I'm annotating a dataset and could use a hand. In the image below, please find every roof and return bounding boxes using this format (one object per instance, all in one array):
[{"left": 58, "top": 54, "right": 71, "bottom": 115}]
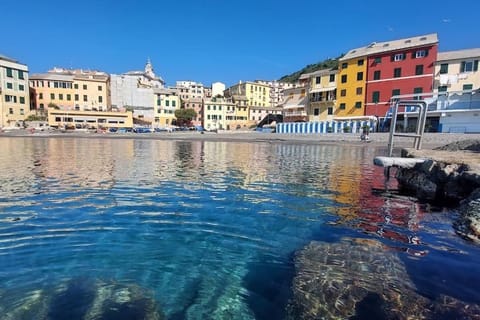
[
  {"left": 30, "top": 73, "right": 74, "bottom": 81},
  {"left": 153, "top": 88, "right": 177, "bottom": 95},
  {"left": 0, "top": 54, "right": 17, "bottom": 63},
  {"left": 437, "top": 48, "right": 480, "bottom": 62},
  {"left": 340, "top": 33, "right": 438, "bottom": 61}
]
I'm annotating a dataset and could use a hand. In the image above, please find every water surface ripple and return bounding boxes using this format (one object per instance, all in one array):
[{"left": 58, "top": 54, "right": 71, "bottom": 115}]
[{"left": 0, "top": 137, "right": 479, "bottom": 319}]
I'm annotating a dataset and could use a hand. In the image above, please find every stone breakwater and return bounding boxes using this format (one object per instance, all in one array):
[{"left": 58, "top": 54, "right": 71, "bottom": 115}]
[{"left": 396, "top": 140, "right": 480, "bottom": 242}]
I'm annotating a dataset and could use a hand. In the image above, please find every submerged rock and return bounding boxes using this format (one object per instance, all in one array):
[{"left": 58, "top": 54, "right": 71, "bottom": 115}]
[
  {"left": 0, "top": 277, "right": 163, "bottom": 320},
  {"left": 454, "top": 188, "right": 480, "bottom": 243},
  {"left": 287, "top": 238, "right": 480, "bottom": 320}
]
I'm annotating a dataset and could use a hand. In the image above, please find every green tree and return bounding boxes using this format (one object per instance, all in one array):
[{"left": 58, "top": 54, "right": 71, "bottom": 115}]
[
  {"left": 25, "top": 114, "right": 47, "bottom": 121},
  {"left": 48, "top": 102, "right": 59, "bottom": 110},
  {"left": 174, "top": 108, "right": 197, "bottom": 127}
]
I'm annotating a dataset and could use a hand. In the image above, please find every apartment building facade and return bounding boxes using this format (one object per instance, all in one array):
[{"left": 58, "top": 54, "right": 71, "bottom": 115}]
[
  {"left": 434, "top": 48, "right": 480, "bottom": 94},
  {"left": 364, "top": 34, "right": 438, "bottom": 117},
  {"left": 0, "top": 54, "right": 30, "bottom": 127},
  {"left": 30, "top": 68, "right": 110, "bottom": 113},
  {"left": 153, "top": 88, "right": 180, "bottom": 127},
  {"left": 336, "top": 54, "right": 368, "bottom": 118},
  {"left": 307, "top": 69, "right": 337, "bottom": 122}
]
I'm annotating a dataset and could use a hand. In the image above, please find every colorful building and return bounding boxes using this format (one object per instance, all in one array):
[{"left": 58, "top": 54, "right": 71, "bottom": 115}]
[
  {"left": 337, "top": 52, "right": 368, "bottom": 118},
  {"left": 153, "top": 88, "right": 180, "bottom": 127},
  {"left": 307, "top": 69, "right": 337, "bottom": 121},
  {"left": 203, "top": 96, "right": 236, "bottom": 130},
  {"left": 0, "top": 54, "right": 30, "bottom": 128},
  {"left": 364, "top": 34, "right": 438, "bottom": 118},
  {"left": 30, "top": 68, "right": 110, "bottom": 113},
  {"left": 225, "top": 81, "right": 273, "bottom": 124},
  {"left": 434, "top": 48, "right": 480, "bottom": 94}
]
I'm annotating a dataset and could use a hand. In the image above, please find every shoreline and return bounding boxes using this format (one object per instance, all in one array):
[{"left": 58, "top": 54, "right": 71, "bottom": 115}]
[{"left": 2, "top": 130, "right": 480, "bottom": 149}]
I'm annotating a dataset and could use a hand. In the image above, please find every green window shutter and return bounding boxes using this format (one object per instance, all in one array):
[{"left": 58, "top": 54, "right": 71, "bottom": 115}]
[
  {"left": 425, "top": 49, "right": 429, "bottom": 57},
  {"left": 474, "top": 60, "right": 479, "bottom": 71},
  {"left": 461, "top": 61, "right": 466, "bottom": 72}
]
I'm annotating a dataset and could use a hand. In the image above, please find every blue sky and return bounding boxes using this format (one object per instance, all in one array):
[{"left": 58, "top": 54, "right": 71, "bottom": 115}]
[{"left": 2, "top": 0, "right": 479, "bottom": 87}]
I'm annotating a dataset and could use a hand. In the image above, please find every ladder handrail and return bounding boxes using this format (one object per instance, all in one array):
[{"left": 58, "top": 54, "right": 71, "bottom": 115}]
[{"left": 387, "top": 100, "right": 427, "bottom": 157}]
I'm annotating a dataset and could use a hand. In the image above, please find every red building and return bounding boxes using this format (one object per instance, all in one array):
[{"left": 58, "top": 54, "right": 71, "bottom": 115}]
[{"left": 364, "top": 34, "right": 438, "bottom": 118}]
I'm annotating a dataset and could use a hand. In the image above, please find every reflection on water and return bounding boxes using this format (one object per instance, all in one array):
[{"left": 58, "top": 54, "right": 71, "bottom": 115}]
[{"left": 0, "top": 137, "right": 479, "bottom": 319}]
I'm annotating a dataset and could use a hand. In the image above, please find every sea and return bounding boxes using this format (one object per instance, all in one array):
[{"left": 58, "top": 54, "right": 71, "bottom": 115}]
[{"left": 0, "top": 137, "right": 479, "bottom": 319}]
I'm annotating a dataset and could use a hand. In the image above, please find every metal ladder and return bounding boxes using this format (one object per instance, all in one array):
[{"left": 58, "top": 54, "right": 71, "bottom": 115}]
[{"left": 387, "top": 100, "right": 428, "bottom": 157}]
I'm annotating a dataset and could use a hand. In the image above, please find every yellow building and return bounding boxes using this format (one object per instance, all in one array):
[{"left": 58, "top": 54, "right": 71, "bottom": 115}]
[
  {"left": 153, "top": 88, "right": 180, "bottom": 127},
  {"left": 336, "top": 56, "right": 367, "bottom": 117},
  {"left": 30, "top": 68, "right": 110, "bottom": 113},
  {"left": 0, "top": 54, "right": 30, "bottom": 127},
  {"left": 48, "top": 108, "right": 133, "bottom": 129},
  {"left": 203, "top": 97, "right": 236, "bottom": 130},
  {"left": 307, "top": 69, "right": 337, "bottom": 121},
  {"left": 225, "top": 81, "right": 272, "bottom": 124},
  {"left": 29, "top": 73, "right": 74, "bottom": 113},
  {"left": 434, "top": 48, "right": 480, "bottom": 94}
]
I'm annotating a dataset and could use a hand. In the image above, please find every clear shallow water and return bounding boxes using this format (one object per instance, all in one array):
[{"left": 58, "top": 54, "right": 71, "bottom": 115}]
[{"left": 0, "top": 137, "right": 479, "bottom": 319}]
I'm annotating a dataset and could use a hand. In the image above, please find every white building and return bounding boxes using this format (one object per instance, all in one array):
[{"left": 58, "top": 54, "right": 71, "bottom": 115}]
[
  {"left": 0, "top": 54, "right": 30, "bottom": 128},
  {"left": 211, "top": 82, "right": 226, "bottom": 97},
  {"left": 175, "top": 81, "right": 205, "bottom": 100},
  {"left": 110, "top": 59, "right": 164, "bottom": 123}
]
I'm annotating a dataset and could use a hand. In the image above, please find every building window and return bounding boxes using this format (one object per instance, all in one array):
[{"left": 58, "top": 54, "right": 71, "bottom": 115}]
[
  {"left": 357, "top": 72, "right": 363, "bottom": 81},
  {"left": 392, "top": 53, "right": 405, "bottom": 61},
  {"left": 40, "top": 103, "right": 44, "bottom": 109},
  {"left": 59, "top": 94, "right": 63, "bottom": 100},
  {"left": 327, "top": 107, "right": 333, "bottom": 115},
  {"left": 75, "top": 94, "right": 79, "bottom": 101},
  {"left": 314, "top": 108, "right": 319, "bottom": 116},
  {"left": 172, "top": 101, "right": 176, "bottom": 107},
  {"left": 438, "top": 86, "right": 447, "bottom": 93},
  {"left": 20, "top": 108, "right": 24, "bottom": 115},
  {"left": 372, "top": 91, "right": 380, "bottom": 103},
  {"left": 461, "top": 60, "right": 478, "bottom": 73},
  {"left": 39, "top": 93, "right": 43, "bottom": 99},
  {"left": 440, "top": 63, "right": 449, "bottom": 74},
  {"left": 6, "top": 82, "right": 13, "bottom": 89},
  {"left": 341, "top": 62, "right": 348, "bottom": 69},
  {"left": 373, "top": 70, "right": 381, "bottom": 80},
  {"left": 413, "top": 87, "right": 423, "bottom": 100},
  {"left": 316, "top": 77, "right": 321, "bottom": 84},
  {"left": 20, "top": 97, "right": 25, "bottom": 104},
  {"left": 83, "top": 95, "right": 87, "bottom": 102},
  {"left": 6, "top": 68, "right": 13, "bottom": 77},
  {"left": 74, "top": 84, "right": 78, "bottom": 89},
  {"left": 415, "top": 50, "right": 427, "bottom": 58},
  {"left": 392, "top": 89, "right": 401, "bottom": 98},
  {"left": 374, "top": 57, "right": 381, "bottom": 64},
  {"left": 339, "top": 103, "right": 346, "bottom": 110},
  {"left": 18, "top": 70, "right": 24, "bottom": 79},
  {"left": 340, "top": 89, "right": 347, "bottom": 97},
  {"left": 463, "top": 84, "right": 473, "bottom": 91},
  {"left": 9, "top": 108, "right": 13, "bottom": 114},
  {"left": 354, "top": 101, "right": 362, "bottom": 108},
  {"left": 50, "top": 93, "right": 55, "bottom": 100},
  {"left": 415, "top": 65, "right": 424, "bottom": 75},
  {"left": 98, "top": 86, "right": 102, "bottom": 91},
  {"left": 341, "top": 75, "right": 347, "bottom": 83},
  {"left": 394, "top": 68, "right": 402, "bottom": 78},
  {"left": 357, "top": 59, "right": 364, "bottom": 66},
  {"left": 19, "top": 84, "right": 25, "bottom": 91},
  {"left": 356, "top": 87, "right": 362, "bottom": 95},
  {"left": 83, "top": 84, "right": 87, "bottom": 90},
  {"left": 99, "top": 96, "right": 103, "bottom": 103},
  {"left": 67, "top": 94, "right": 71, "bottom": 101}
]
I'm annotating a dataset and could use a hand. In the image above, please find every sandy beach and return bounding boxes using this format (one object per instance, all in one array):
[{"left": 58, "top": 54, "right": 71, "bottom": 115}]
[{"left": 2, "top": 128, "right": 480, "bottom": 150}]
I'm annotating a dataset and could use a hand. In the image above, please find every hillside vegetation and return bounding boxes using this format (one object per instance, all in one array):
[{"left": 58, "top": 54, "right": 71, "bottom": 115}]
[{"left": 278, "top": 55, "right": 343, "bottom": 83}]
